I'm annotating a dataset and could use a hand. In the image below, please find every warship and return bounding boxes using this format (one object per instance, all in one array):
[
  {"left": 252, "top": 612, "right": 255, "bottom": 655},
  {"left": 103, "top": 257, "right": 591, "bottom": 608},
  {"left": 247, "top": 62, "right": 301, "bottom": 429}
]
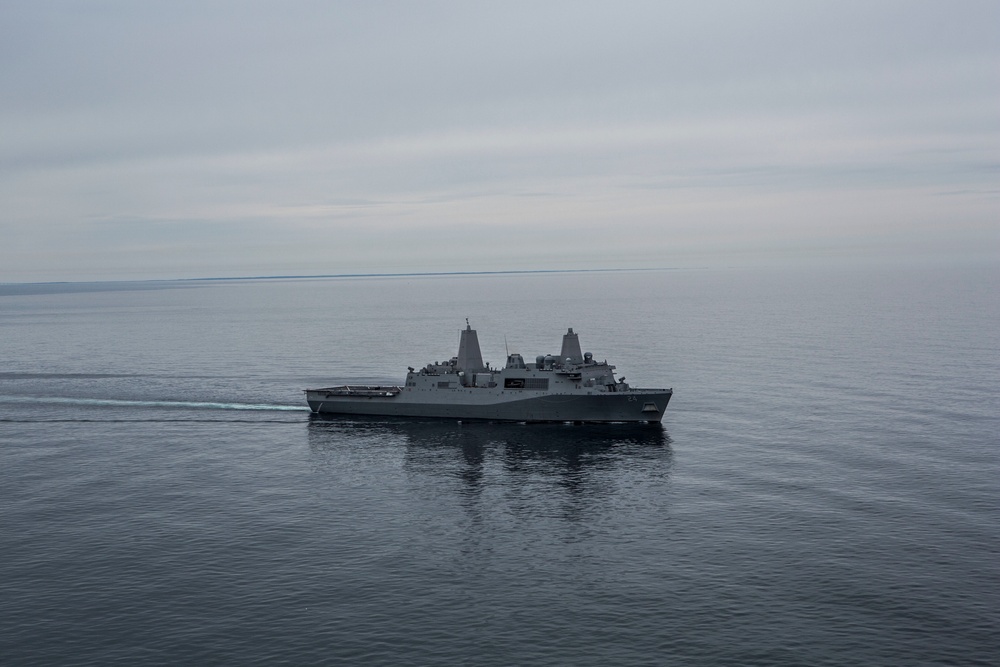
[{"left": 305, "top": 323, "right": 672, "bottom": 423}]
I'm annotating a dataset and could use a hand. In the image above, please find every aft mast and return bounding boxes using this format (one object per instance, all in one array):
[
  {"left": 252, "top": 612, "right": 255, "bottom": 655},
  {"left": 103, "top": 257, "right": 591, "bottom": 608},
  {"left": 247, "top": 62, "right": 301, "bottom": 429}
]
[{"left": 456, "top": 319, "right": 486, "bottom": 372}]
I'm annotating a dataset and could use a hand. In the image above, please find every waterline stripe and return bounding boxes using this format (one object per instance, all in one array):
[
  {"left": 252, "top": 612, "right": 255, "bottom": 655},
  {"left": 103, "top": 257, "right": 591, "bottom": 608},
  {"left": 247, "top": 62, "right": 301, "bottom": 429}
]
[{"left": 0, "top": 395, "right": 310, "bottom": 411}]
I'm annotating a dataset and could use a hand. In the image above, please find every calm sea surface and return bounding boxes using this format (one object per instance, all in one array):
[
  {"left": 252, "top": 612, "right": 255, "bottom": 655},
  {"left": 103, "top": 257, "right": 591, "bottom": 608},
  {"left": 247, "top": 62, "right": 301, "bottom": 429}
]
[{"left": 1, "top": 265, "right": 998, "bottom": 666}]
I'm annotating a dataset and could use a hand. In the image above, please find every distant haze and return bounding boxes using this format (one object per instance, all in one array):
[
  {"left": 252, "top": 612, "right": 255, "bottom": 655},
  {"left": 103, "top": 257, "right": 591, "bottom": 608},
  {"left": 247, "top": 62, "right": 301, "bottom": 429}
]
[{"left": 2, "top": 1, "right": 998, "bottom": 282}]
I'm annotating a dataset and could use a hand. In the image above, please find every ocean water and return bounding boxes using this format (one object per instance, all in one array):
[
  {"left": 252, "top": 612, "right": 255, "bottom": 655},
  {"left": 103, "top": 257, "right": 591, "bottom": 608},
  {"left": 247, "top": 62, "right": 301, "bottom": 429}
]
[{"left": 1, "top": 265, "right": 998, "bottom": 666}]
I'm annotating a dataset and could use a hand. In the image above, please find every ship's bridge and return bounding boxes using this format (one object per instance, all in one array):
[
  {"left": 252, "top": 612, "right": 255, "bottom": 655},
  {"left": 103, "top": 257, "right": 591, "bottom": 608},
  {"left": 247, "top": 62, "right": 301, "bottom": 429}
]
[{"left": 505, "top": 353, "right": 526, "bottom": 369}]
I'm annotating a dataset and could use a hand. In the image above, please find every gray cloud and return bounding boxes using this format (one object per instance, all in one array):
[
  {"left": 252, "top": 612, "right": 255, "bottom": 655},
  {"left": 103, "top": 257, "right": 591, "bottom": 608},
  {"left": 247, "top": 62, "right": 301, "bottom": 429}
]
[{"left": 1, "top": 0, "right": 998, "bottom": 280}]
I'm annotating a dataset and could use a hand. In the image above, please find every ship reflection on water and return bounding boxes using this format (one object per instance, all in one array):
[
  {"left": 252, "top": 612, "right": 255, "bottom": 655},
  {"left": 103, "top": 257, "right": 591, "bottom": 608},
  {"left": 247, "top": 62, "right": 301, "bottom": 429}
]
[
  {"left": 307, "top": 412, "right": 670, "bottom": 454},
  {"left": 307, "top": 413, "right": 674, "bottom": 508}
]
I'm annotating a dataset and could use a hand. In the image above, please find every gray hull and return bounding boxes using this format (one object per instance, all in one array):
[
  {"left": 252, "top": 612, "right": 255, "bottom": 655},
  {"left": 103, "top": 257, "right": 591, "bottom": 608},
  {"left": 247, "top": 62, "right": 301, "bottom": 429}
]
[
  {"left": 306, "top": 388, "right": 672, "bottom": 423},
  {"left": 305, "top": 324, "right": 673, "bottom": 423}
]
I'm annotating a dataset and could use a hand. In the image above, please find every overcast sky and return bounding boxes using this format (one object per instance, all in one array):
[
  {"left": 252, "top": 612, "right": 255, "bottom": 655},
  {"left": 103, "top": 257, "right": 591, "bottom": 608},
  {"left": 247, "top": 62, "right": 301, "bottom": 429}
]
[{"left": 2, "top": 1, "right": 997, "bottom": 281}]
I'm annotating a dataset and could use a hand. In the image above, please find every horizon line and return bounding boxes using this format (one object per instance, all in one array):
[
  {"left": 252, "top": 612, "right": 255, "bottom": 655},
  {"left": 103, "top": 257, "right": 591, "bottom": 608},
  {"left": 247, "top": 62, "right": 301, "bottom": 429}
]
[{"left": 2, "top": 267, "right": 692, "bottom": 287}]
